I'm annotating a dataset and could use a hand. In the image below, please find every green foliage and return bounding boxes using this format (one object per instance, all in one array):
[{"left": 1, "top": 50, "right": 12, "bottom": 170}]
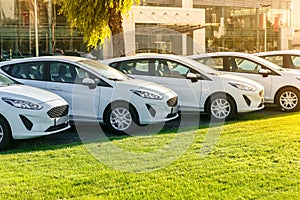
[{"left": 60, "top": 0, "right": 140, "bottom": 49}]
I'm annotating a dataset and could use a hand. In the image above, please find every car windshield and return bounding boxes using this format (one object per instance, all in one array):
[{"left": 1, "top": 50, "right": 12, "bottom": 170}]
[
  {"left": 0, "top": 74, "right": 16, "bottom": 86},
  {"left": 180, "top": 56, "right": 222, "bottom": 75},
  {"left": 78, "top": 59, "right": 130, "bottom": 81}
]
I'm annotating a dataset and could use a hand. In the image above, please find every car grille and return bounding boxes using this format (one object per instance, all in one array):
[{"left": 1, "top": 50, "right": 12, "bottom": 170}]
[
  {"left": 167, "top": 96, "right": 178, "bottom": 107},
  {"left": 47, "top": 105, "right": 69, "bottom": 118}
]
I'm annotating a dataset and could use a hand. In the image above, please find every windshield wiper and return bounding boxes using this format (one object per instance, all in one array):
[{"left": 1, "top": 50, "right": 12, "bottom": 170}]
[
  {"left": 108, "top": 78, "right": 123, "bottom": 81},
  {"left": 207, "top": 72, "right": 219, "bottom": 76}
]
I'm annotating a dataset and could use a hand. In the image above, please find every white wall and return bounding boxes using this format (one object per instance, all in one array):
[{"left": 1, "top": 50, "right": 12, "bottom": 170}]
[
  {"left": 292, "top": 0, "right": 300, "bottom": 29},
  {"left": 121, "top": 6, "right": 206, "bottom": 57},
  {"left": 0, "top": 0, "right": 15, "bottom": 19},
  {"left": 292, "top": 0, "right": 300, "bottom": 48}
]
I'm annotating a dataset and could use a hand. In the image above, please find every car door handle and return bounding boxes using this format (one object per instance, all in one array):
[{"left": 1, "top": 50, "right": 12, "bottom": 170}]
[
  {"left": 49, "top": 87, "right": 63, "bottom": 91},
  {"left": 158, "top": 81, "right": 167, "bottom": 84}
]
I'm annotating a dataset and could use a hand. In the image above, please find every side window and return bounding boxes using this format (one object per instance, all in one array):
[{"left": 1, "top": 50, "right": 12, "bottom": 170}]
[
  {"left": 234, "top": 58, "right": 262, "bottom": 74},
  {"left": 154, "top": 59, "right": 189, "bottom": 78},
  {"left": 2, "top": 62, "right": 44, "bottom": 80},
  {"left": 195, "top": 57, "right": 228, "bottom": 71},
  {"left": 50, "top": 62, "right": 78, "bottom": 83},
  {"left": 118, "top": 61, "right": 135, "bottom": 74},
  {"left": 209, "top": 58, "right": 224, "bottom": 71},
  {"left": 49, "top": 62, "right": 97, "bottom": 84},
  {"left": 133, "top": 60, "right": 149, "bottom": 75},
  {"left": 291, "top": 56, "right": 300, "bottom": 68},
  {"left": 264, "top": 56, "right": 283, "bottom": 67},
  {"left": 116, "top": 60, "right": 150, "bottom": 76}
]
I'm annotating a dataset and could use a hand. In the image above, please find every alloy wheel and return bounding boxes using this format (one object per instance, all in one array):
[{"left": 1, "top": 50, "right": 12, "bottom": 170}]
[
  {"left": 280, "top": 91, "right": 298, "bottom": 110},
  {"left": 110, "top": 107, "right": 132, "bottom": 131},
  {"left": 211, "top": 98, "right": 231, "bottom": 119}
]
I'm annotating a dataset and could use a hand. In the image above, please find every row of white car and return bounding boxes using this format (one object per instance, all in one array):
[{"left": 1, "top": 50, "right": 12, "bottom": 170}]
[
  {"left": 102, "top": 50, "right": 300, "bottom": 114},
  {"left": 0, "top": 56, "right": 179, "bottom": 150},
  {"left": 1, "top": 50, "right": 299, "bottom": 150}
]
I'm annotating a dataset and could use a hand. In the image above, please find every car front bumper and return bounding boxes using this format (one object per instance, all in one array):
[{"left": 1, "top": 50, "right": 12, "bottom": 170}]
[{"left": 2, "top": 99, "right": 70, "bottom": 140}]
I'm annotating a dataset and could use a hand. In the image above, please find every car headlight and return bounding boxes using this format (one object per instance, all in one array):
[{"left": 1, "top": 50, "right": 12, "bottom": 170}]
[
  {"left": 228, "top": 82, "right": 256, "bottom": 92},
  {"left": 2, "top": 98, "right": 43, "bottom": 110},
  {"left": 131, "top": 89, "right": 163, "bottom": 100}
]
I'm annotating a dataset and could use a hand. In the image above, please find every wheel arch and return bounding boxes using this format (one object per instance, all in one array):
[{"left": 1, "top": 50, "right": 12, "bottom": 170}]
[
  {"left": 0, "top": 113, "right": 13, "bottom": 150},
  {"left": 0, "top": 114, "right": 12, "bottom": 134},
  {"left": 204, "top": 92, "right": 237, "bottom": 113},
  {"left": 103, "top": 100, "right": 140, "bottom": 125},
  {"left": 274, "top": 85, "right": 300, "bottom": 103}
]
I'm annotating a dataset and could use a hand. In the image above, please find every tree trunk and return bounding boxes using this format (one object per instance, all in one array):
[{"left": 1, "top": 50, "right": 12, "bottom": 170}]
[{"left": 108, "top": 1, "right": 125, "bottom": 57}]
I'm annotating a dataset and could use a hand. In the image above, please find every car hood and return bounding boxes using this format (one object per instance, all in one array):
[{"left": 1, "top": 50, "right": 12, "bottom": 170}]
[
  {"left": 0, "top": 84, "right": 64, "bottom": 104},
  {"left": 115, "top": 78, "right": 175, "bottom": 95},
  {"left": 281, "top": 69, "right": 300, "bottom": 76},
  {"left": 217, "top": 73, "right": 264, "bottom": 88}
]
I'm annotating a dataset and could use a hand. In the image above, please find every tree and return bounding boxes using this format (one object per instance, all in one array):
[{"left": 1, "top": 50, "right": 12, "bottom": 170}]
[{"left": 60, "top": 0, "right": 140, "bottom": 57}]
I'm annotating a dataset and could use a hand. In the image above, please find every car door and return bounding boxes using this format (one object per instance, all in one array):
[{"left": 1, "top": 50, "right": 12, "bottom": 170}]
[
  {"left": 225, "top": 56, "right": 276, "bottom": 101},
  {"left": 111, "top": 58, "right": 203, "bottom": 111},
  {"left": 150, "top": 59, "right": 203, "bottom": 112},
  {"left": 46, "top": 62, "right": 101, "bottom": 121}
]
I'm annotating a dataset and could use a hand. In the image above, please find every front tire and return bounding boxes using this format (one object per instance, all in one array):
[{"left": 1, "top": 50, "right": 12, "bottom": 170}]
[
  {"left": 104, "top": 103, "right": 138, "bottom": 134},
  {"left": 207, "top": 94, "right": 236, "bottom": 121},
  {"left": 0, "top": 117, "right": 13, "bottom": 150},
  {"left": 276, "top": 87, "right": 300, "bottom": 112}
]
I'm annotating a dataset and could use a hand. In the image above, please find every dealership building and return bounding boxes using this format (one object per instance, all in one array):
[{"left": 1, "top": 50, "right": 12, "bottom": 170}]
[{"left": 0, "top": 0, "right": 296, "bottom": 60}]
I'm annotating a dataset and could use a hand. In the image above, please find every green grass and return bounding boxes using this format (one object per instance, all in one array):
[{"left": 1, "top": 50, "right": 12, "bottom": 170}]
[{"left": 0, "top": 110, "right": 299, "bottom": 199}]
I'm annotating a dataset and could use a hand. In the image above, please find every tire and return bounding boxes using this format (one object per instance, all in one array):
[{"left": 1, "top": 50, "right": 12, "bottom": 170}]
[
  {"left": 0, "top": 117, "right": 12, "bottom": 150},
  {"left": 104, "top": 103, "right": 138, "bottom": 134},
  {"left": 207, "top": 94, "right": 236, "bottom": 121},
  {"left": 276, "top": 87, "right": 300, "bottom": 112}
]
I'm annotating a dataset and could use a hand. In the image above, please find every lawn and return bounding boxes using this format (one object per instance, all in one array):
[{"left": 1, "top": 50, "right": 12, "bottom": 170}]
[{"left": 0, "top": 110, "right": 299, "bottom": 199}]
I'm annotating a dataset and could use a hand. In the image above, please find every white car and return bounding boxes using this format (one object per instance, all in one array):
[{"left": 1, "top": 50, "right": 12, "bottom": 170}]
[
  {"left": 254, "top": 50, "right": 300, "bottom": 69},
  {"left": 188, "top": 52, "right": 300, "bottom": 112},
  {"left": 101, "top": 54, "right": 264, "bottom": 121},
  {"left": 0, "top": 73, "right": 69, "bottom": 150},
  {"left": 0, "top": 56, "right": 178, "bottom": 133}
]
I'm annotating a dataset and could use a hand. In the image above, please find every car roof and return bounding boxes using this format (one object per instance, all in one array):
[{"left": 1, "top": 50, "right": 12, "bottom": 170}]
[
  {"left": 0, "top": 56, "right": 88, "bottom": 66},
  {"left": 187, "top": 51, "right": 277, "bottom": 61},
  {"left": 187, "top": 51, "right": 259, "bottom": 58},
  {"left": 253, "top": 50, "right": 300, "bottom": 56},
  {"left": 101, "top": 53, "right": 221, "bottom": 75},
  {"left": 187, "top": 51, "right": 284, "bottom": 70},
  {"left": 102, "top": 53, "right": 185, "bottom": 63}
]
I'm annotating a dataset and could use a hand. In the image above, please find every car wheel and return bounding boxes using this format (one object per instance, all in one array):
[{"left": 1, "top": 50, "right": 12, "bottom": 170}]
[
  {"left": 0, "top": 117, "right": 12, "bottom": 150},
  {"left": 276, "top": 87, "right": 300, "bottom": 112},
  {"left": 105, "top": 103, "right": 138, "bottom": 134},
  {"left": 207, "top": 94, "right": 236, "bottom": 121}
]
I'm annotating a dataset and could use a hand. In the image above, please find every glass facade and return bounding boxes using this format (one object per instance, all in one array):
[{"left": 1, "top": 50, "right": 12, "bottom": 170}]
[
  {"left": 0, "top": 0, "right": 294, "bottom": 60},
  {"left": 138, "top": 0, "right": 293, "bottom": 53},
  {"left": 0, "top": 0, "right": 85, "bottom": 61},
  {"left": 195, "top": 3, "right": 292, "bottom": 52}
]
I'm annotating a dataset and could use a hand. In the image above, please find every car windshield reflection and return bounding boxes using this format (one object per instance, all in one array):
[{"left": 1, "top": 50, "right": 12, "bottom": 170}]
[
  {"left": 0, "top": 74, "right": 16, "bottom": 86},
  {"left": 78, "top": 60, "right": 130, "bottom": 81},
  {"left": 181, "top": 56, "right": 222, "bottom": 75}
]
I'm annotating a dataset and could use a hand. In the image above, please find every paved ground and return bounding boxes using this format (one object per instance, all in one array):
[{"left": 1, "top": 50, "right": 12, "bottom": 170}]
[{"left": 9, "top": 106, "right": 282, "bottom": 151}]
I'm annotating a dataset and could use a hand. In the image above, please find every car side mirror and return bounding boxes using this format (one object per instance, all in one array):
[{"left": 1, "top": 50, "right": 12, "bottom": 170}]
[
  {"left": 186, "top": 72, "right": 198, "bottom": 83},
  {"left": 82, "top": 78, "right": 96, "bottom": 89},
  {"left": 258, "top": 69, "right": 269, "bottom": 77}
]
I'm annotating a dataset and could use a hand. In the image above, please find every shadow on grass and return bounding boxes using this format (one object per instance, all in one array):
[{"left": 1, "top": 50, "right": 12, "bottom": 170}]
[{"left": 1, "top": 105, "right": 296, "bottom": 154}]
